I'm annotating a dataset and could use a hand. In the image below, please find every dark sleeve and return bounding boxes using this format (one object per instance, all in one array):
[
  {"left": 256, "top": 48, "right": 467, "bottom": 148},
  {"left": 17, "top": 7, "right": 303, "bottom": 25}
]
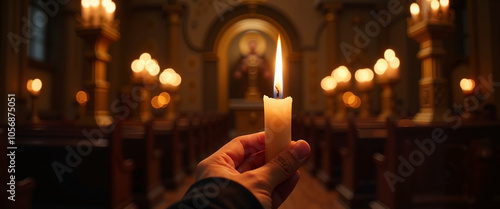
[{"left": 167, "top": 177, "right": 264, "bottom": 209}]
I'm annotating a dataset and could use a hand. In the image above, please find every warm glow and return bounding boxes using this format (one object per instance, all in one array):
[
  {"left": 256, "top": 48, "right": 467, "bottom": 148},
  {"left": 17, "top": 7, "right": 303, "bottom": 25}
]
[
  {"left": 389, "top": 57, "right": 400, "bottom": 69},
  {"left": 431, "top": 0, "right": 440, "bottom": 10},
  {"left": 82, "top": 0, "right": 90, "bottom": 8},
  {"left": 28, "top": 78, "right": 42, "bottom": 93},
  {"left": 145, "top": 59, "right": 160, "bottom": 76},
  {"left": 89, "top": 0, "right": 99, "bottom": 7},
  {"left": 151, "top": 96, "right": 161, "bottom": 109},
  {"left": 355, "top": 68, "right": 374, "bottom": 82},
  {"left": 140, "top": 53, "right": 151, "bottom": 61},
  {"left": 131, "top": 60, "right": 141, "bottom": 73},
  {"left": 332, "top": 66, "right": 351, "bottom": 82},
  {"left": 171, "top": 73, "right": 182, "bottom": 87},
  {"left": 321, "top": 76, "right": 337, "bottom": 91},
  {"left": 374, "top": 58, "right": 388, "bottom": 75},
  {"left": 384, "top": 49, "right": 396, "bottom": 61},
  {"left": 158, "top": 92, "right": 171, "bottom": 107},
  {"left": 274, "top": 35, "right": 283, "bottom": 99},
  {"left": 76, "top": 91, "right": 88, "bottom": 104},
  {"left": 342, "top": 91, "right": 354, "bottom": 104},
  {"left": 105, "top": 2, "right": 116, "bottom": 13},
  {"left": 440, "top": 0, "right": 449, "bottom": 7},
  {"left": 410, "top": 3, "right": 420, "bottom": 15},
  {"left": 460, "top": 78, "right": 475, "bottom": 92}
]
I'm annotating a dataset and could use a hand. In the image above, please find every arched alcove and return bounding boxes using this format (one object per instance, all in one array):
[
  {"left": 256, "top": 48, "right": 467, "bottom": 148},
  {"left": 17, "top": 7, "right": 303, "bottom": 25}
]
[{"left": 202, "top": 5, "right": 302, "bottom": 113}]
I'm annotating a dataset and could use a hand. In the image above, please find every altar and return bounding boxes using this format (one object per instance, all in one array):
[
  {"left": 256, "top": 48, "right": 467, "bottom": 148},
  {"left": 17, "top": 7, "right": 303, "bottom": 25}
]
[{"left": 230, "top": 99, "right": 264, "bottom": 136}]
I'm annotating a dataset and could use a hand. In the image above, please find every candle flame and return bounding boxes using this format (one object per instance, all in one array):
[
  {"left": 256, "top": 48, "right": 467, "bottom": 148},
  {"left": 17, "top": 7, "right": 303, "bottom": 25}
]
[
  {"left": 355, "top": 68, "right": 374, "bottom": 82},
  {"left": 274, "top": 35, "right": 283, "bottom": 99},
  {"left": 76, "top": 91, "right": 88, "bottom": 104},
  {"left": 460, "top": 78, "right": 475, "bottom": 91},
  {"left": 410, "top": 3, "right": 420, "bottom": 16}
]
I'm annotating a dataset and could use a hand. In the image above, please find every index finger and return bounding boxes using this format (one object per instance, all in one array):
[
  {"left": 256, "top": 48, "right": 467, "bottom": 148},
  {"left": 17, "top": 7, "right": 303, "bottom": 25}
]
[{"left": 215, "top": 131, "right": 266, "bottom": 169}]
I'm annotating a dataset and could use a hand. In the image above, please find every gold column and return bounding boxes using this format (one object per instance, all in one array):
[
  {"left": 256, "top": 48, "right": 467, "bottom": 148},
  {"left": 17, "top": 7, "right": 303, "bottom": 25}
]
[
  {"left": 321, "top": 2, "right": 342, "bottom": 68},
  {"left": 76, "top": 25, "right": 120, "bottom": 127},
  {"left": 408, "top": 14, "right": 455, "bottom": 124},
  {"left": 163, "top": 3, "right": 182, "bottom": 70}
]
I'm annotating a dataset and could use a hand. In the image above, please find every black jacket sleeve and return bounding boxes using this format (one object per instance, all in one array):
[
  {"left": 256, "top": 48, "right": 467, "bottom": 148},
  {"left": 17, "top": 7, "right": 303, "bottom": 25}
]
[{"left": 167, "top": 177, "right": 264, "bottom": 209}]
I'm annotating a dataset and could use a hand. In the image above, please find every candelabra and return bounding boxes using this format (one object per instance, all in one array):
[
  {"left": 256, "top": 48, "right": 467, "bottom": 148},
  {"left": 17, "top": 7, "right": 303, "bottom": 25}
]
[
  {"left": 75, "top": 1, "right": 119, "bottom": 126},
  {"left": 130, "top": 53, "right": 160, "bottom": 123},
  {"left": 408, "top": 0, "right": 455, "bottom": 124},
  {"left": 159, "top": 68, "right": 182, "bottom": 120},
  {"left": 27, "top": 79, "right": 42, "bottom": 123}
]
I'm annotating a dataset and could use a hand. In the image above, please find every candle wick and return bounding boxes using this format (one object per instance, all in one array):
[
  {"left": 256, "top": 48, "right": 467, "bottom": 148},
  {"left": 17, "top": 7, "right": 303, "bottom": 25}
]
[{"left": 275, "top": 86, "right": 279, "bottom": 99}]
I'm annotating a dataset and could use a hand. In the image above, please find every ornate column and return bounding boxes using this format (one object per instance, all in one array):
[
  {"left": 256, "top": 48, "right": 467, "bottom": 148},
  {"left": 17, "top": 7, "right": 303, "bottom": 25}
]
[
  {"left": 76, "top": 24, "right": 120, "bottom": 126},
  {"left": 163, "top": 3, "right": 182, "bottom": 71},
  {"left": 408, "top": 4, "right": 455, "bottom": 124},
  {"left": 321, "top": 2, "right": 342, "bottom": 68}
]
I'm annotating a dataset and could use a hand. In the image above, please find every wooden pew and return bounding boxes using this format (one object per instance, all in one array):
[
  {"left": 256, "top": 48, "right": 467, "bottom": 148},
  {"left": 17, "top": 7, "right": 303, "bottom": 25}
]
[
  {"left": 177, "top": 116, "right": 197, "bottom": 174},
  {"left": 153, "top": 119, "right": 185, "bottom": 189},
  {"left": 121, "top": 120, "right": 164, "bottom": 208},
  {"left": 16, "top": 122, "right": 136, "bottom": 209},
  {"left": 370, "top": 119, "right": 500, "bottom": 209},
  {"left": 317, "top": 117, "right": 348, "bottom": 189},
  {"left": 302, "top": 113, "right": 320, "bottom": 174},
  {"left": 337, "top": 117, "right": 386, "bottom": 208}
]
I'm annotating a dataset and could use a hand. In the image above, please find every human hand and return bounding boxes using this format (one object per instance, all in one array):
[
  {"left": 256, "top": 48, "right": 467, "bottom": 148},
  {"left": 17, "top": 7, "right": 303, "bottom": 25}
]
[{"left": 196, "top": 132, "right": 310, "bottom": 209}]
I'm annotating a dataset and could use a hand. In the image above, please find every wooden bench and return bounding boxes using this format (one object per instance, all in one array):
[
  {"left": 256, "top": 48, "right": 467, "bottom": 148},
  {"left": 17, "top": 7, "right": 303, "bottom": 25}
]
[
  {"left": 121, "top": 120, "right": 164, "bottom": 208},
  {"left": 370, "top": 119, "right": 500, "bottom": 209},
  {"left": 16, "top": 122, "right": 136, "bottom": 209},
  {"left": 153, "top": 119, "right": 185, "bottom": 189},
  {"left": 317, "top": 117, "right": 348, "bottom": 189},
  {"left": 337, "top": 116, "right": 386, "bottom": 208}
]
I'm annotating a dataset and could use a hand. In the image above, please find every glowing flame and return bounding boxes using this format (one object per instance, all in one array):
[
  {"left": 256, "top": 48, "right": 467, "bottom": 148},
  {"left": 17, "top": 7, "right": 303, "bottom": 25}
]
[
  {"left": 355, "top": 68, "right": 374, "bottom": 82},
  {"left": 82, "top": 0, "right": 90, "bottom": 8},
  {"left": 440, "top": 0, "right": 449, "bottom": 8},
  {"left": 274, "top": 35, "right": 283, "bottom": 99},
  {"left": 410, "top": 3, "right": 420, "bottom": 16},
  {"left": 389, "top": 57, "right": 400, "bottom": 69},
  {"left": 384, "top": 49, "right": 396, "bottom": 61},
  {"left": 321, "top": 76, "right": 337, "bottom": 91},
  {"left": 430, "top": 0, "right": 440, "bottom": 10},
  {"left": 158, "top": 92, "right": 171, "bottom": 107},
  {"left": 76, "top": 91, "right": 88, "bottom": 104},
  {"left": 332, "top": 66, "right": 351, "bottom": 82},
  {"left": 460, "top": 78, "right": 475, "bottom": 92},
  {"left": 27, "top": 78, "right": 42, "bottom": 94},
  {"left": 374, "top": 58, "right": 388, "bottom": 75}
]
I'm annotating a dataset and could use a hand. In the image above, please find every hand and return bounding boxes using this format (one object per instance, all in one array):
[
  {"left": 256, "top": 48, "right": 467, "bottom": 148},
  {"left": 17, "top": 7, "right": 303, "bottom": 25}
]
[{"left": 196, "top": 132, "right": 310, "bottom": 209}]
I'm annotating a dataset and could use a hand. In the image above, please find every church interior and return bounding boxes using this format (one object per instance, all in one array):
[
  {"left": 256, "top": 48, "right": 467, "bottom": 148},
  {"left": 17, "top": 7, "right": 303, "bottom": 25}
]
[{"left": 1, "top": 0, "right": 500, "bottom": 208}]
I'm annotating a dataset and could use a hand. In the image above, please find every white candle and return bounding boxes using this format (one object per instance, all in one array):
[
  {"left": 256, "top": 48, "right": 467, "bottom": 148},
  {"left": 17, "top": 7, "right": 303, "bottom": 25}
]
[
  {"left": 89, "top": 0, "right": 99, "bottom": 26},
  {"left": 264, "top": 35, "right": 292, "bottom": 162},
  {"left": 81, "top": 0, "right": 91, "bottom": 25},
  {"left": 430, "top": 0, "right": 440, "bottom": 20},
  {"left": 440, "top": 0, "right": 449, "bottom": 20},
  {"left": 410, "top": 3, "right": 420, "bottom": 23}
]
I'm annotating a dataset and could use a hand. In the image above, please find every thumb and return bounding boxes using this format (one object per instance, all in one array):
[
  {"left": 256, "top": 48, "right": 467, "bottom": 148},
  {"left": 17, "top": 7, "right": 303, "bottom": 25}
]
[{"left": 259, "top": 140, "right": 310, "bottom": 190}]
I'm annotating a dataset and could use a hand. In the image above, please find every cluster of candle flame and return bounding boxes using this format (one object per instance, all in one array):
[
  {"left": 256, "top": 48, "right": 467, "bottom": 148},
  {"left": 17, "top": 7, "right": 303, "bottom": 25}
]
[
  {"left": 131, "top": 53, "right": 160, "bottom": 77},
  {"left": 343, "top": 91, "right": 361, "bottom": 109},
  {"left": 151, "top": 92, "right": 171, "bottom": 109},
  {"left": 81, "top": 0, "right": 116, "bottom": 27},
  {"left": 159, "top": 68, "right": 182, "bottom": 88},
  {"left": 374, "top": 49, "right": 400, "bottom": 81},
  {"left": 410, "top": 0, "right": 450, "bottom": 23}
]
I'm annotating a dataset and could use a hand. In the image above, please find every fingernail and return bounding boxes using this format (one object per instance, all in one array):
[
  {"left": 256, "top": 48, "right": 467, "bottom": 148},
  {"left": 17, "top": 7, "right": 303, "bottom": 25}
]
[{"left": 291, "top": 140, "right": 310, "bottom": 160}]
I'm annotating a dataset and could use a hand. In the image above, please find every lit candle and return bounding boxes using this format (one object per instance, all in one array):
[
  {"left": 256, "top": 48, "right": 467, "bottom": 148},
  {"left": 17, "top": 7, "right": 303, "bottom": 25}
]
[
  {"left": 104, "top": 1, "right": 115, "bottom": 24},
  {"left": 460, "top": 78, "right": 475, "bottom": 95},
  {"left": 440, "top": 0, "right": 449, "bottom": 20},
  {"left": 89, "top": 0, "right": 99, "bottom": 26},
  {"left": 410, "top": 3, "right": 420, "bottom": 23},
  {"left": 355, "top": 68, "right": 374, "bottom": 91},
  {"left": 264, "top": 35, "right": 292, "bottom": 162},
  {"left": 81, "top": 0, "right": 91, "bottom": 25},
  {"left": 331, "top": 65, "right": 351, "bottom": 90},
  {"left": 383, "top": 49, "right": 400, "bottom": 80},
  {"left": 321, "top": 76, "right": 337, "bottom": 94},
  {"left": 27, "top": 78, "right": 43, "bottom": 96},
  {"left": 430, "top": 0, "right": 440, "bottom": 20},
  {"left": 374, "top": 58, "right": 388, "bottom": 81}
]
